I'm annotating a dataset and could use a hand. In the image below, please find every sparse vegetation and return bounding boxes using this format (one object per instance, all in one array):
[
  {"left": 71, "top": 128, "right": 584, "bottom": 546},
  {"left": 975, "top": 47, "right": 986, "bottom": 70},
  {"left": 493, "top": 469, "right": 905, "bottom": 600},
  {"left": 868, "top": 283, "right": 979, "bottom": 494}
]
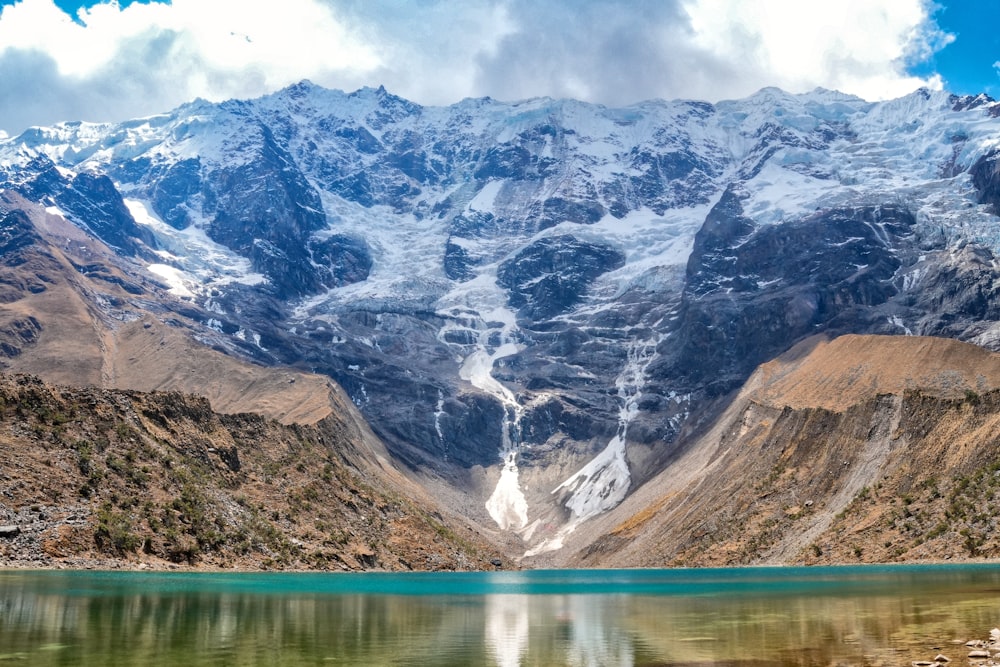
[
  {"left": 94, "top": 501, "right": 140, "bottom": 555},
  {"left": 0, "top": 372, "right": 500, "bottom": 571}
]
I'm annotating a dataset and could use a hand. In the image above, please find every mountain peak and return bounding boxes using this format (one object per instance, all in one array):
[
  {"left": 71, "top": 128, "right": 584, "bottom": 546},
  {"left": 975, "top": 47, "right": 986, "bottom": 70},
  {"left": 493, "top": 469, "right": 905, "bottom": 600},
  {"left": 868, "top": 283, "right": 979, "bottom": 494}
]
[
  {"left": 5, "top": 78, "right": 1000, "bottom": 563},
  {"left": 281, "top": 79, "right": 322, "bottom": 97}
]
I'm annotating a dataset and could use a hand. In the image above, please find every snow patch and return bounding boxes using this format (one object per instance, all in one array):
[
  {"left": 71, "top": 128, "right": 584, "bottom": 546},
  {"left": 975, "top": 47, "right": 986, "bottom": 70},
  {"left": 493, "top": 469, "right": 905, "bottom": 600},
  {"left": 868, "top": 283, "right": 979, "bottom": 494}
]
[
  {"left": 888, "top": 315, "right": 912, "bottom": 335},
  {"left": 147, "top": 263, "right": 196, "bottom": 297},
  {"left": 124, "top": 198, "right": 266, "bottom": 290},
  {"left": 485, "top": 451, "right": 529, "bottom": 532},
  {"left": 468, "top": 179, "right": 505, "bottom": 213}
]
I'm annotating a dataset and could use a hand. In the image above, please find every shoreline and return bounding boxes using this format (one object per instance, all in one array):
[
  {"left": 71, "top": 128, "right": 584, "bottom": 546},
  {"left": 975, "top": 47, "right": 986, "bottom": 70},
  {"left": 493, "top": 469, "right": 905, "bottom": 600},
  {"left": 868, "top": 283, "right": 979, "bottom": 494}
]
[{"left": 5, "top": 558, "right": 1000, "bottom": 574}]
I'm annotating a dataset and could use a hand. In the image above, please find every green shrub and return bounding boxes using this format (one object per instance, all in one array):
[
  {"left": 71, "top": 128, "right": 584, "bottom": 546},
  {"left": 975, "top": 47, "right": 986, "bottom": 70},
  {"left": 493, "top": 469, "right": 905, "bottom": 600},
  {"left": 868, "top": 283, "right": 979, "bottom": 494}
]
[{"left": 94, "top": 502, "right": 140, "bottom": 555}]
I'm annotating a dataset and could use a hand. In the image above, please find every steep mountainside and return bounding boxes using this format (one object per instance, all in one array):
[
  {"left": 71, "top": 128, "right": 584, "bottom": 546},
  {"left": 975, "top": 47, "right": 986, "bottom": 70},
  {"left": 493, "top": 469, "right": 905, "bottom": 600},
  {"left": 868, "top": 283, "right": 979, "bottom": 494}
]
[
  {"left": 0, "top": 373, "right": 505, "bottom": 570},
  {"left": 563, "top": 335, "right": 1000, "bottom": 567},
  {"left": 0, "top": 190, "right": 507, "bottom": 569},
  {"left": 0, "top": 191, "right": 364, "bottom": 427},
  {"left": 5, "top": 84, "right": 1000, "bottom": 556}
]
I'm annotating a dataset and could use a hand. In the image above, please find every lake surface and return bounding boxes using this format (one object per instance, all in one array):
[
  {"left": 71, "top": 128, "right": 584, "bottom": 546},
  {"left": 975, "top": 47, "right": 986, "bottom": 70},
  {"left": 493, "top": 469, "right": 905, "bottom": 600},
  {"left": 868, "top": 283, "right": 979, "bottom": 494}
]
[{"left": 2, "top": 565, "right": 1000, "bottom": 666}]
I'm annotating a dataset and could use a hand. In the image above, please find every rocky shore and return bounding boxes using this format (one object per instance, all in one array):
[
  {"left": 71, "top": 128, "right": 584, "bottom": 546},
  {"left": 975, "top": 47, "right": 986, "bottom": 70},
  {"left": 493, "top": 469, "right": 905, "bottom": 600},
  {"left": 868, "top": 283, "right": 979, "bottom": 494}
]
[
  {"left": 0, "top": 501, "right": 208, "bottom": 570},
  {"left": 913, "top": 628, "right": 1000, "bottom": 667}
]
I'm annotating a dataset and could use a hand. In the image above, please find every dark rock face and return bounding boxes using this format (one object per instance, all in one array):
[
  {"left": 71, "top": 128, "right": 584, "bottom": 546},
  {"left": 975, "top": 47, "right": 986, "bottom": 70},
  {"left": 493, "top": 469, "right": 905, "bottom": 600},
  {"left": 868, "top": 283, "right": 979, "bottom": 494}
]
[
  {"left": 334, "top": 126, "right": 383, "bottom": 154},
  {"left": 951, "top": 93, "right": 996, "bottom": 112},
  {"left": 308, "top": 235, "right": 373, "bottom": 287},
  {"left": 101, "top": 114, "right": 373, "bottom": 299},
  {"left": 905, "top": 245, "right": 1000, "bottom": 339},
  {"left": 656, "top": 193, "right": 917, "bottom": 395},
  {"left": 204, "top": 126, "right": 332, "bottom": 298},
  {"left": 497, "top": 235, "right": 626, "bottom": 320},
  {"left": 475, "top": 144, "right": 552, "bottom": 181},
  {"left": 531, "top": 197, "right": 606, "bottom": 230},
  {"left": 59, "top": 172, "right": 157, "bottom": 255},
  {"left": 438, "top": 393, "right": 507, "bottom": 468},
  {"left": 0, "top": 209, "right": 39, "bottom": 259},
  {"left": 149, "top": 158, "right": 203, "bottom": 229},
  {"left": 8, "top": 158, "right": 154, "bottom": 257},
  {"left": 608, "top": 148, "right": 722, "bottom": 214},
  {"left": 443, "top": 240, "right": 476, "bottom": 282},
  {"left": 971, "top": 149, "right": 1000, "bottom": 214}
]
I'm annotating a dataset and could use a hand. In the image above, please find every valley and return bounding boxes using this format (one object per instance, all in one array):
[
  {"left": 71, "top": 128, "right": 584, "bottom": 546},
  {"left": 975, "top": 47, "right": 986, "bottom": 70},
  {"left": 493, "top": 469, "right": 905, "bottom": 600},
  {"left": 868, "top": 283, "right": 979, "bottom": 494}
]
[{"left": 3, "top": 83, "right": 1000, "bottom": 567}]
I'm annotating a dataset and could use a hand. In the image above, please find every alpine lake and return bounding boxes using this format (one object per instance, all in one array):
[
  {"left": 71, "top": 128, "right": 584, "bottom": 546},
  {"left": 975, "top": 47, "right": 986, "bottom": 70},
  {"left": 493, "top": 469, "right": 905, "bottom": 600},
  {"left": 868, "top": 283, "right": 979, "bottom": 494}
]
[{"left": 2, "top": 564, "right": 1000, "bottom": 666}]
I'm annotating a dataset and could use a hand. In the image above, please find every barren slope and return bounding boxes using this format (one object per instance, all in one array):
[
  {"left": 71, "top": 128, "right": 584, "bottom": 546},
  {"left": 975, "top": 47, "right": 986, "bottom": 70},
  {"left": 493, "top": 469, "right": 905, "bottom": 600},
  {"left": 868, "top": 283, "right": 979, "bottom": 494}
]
[
  {"left": 749, "top": 334, "right": 1000, "bottom": 411},
  {"left": 560, "top": 334, "right": 1000, "bottom": 567}
]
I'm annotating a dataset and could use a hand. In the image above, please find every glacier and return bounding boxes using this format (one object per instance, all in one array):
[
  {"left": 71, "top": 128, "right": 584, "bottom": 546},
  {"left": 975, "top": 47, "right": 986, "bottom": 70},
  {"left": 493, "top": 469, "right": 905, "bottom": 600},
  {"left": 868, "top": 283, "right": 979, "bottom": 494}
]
[{"left": 4, "top": 82, "right": 1000, "bottom": 555}]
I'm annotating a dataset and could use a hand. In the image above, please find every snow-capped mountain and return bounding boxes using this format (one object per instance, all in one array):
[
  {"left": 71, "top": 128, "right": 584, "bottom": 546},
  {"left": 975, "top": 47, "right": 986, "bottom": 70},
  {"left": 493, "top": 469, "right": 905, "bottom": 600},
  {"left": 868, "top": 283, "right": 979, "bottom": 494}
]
[{"left": 4, "top": 82, "right": 1000, "bottom": 555}]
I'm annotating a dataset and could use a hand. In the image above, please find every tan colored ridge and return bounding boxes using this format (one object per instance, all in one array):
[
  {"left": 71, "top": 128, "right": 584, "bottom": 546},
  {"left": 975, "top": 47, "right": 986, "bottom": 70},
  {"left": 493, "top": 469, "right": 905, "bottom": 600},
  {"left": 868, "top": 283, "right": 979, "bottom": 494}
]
[
  {"left": 106, "top": 318, "right": 340, "bottom": 425},
  {"left": 0, "top": 192, "right": 344, "bottom": 426},
  {"left": 748, "top": 334, "right": 1000, "bottom": 412}
]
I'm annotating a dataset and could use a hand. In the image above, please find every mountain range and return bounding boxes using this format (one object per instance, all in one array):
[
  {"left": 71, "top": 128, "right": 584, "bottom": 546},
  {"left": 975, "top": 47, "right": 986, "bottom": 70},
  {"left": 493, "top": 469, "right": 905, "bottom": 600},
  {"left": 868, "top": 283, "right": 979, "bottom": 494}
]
[{"left": 4, "top": 82, "right": 1000, "bottom": 565}]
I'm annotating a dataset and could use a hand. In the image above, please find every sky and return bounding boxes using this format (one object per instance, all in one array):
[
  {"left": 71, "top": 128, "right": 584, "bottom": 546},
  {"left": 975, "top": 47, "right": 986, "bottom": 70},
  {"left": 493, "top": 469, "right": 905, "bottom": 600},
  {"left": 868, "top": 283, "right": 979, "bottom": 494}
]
[{"left": 0, "top": 0, "right": 996, "bottom": 136}]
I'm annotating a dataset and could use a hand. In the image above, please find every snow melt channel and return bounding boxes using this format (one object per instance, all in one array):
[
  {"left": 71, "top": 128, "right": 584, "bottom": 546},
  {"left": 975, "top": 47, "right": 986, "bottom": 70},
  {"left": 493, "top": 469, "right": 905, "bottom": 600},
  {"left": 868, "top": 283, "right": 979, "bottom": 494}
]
[
  {"left": 457, "top": 306, "right": 530, "bottom": 532},
  {"left": 528, "top": 337, "right": 659, "bottom": 556}
]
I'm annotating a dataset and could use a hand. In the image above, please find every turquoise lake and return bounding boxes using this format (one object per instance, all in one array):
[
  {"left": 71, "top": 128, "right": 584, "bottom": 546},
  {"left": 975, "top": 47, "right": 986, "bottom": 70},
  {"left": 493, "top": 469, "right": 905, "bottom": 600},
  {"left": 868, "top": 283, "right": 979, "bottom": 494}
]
[{"left": 3, "top": 564, "right": 1000, "bottom": 665}]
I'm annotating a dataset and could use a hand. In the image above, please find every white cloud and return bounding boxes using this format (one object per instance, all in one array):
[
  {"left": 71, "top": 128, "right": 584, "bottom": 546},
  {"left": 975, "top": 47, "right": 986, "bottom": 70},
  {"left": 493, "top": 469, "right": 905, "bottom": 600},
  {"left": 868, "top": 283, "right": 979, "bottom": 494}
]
[
  {"left": 0, "top": 0, "right": 953, "bottom": 134},
  {"left": 681, "top": 0, "right": 951, "bottom": 102},
  {"left": 0, "top": 0, "right": 380, "bottom": 80},
  {"left": 0, "top": 0, "right": 383, "bottom": 132}
]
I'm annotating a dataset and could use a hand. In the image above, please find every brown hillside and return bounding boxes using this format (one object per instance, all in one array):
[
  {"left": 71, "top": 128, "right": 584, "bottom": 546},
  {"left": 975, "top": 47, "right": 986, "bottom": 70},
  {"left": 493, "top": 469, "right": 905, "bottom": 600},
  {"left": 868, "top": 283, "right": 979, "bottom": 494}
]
[
  {"left": 0, "top": 191, "right": 342, "bottom": 427},
  {"left": 0, "top": 373, "right": 508, "bottom": 571},
  {"left": 562, "top": 334, "right": 1000, "bottom": 568},
  {"left": 750, "top": 334, "right": 1000, "bottom": 411}
]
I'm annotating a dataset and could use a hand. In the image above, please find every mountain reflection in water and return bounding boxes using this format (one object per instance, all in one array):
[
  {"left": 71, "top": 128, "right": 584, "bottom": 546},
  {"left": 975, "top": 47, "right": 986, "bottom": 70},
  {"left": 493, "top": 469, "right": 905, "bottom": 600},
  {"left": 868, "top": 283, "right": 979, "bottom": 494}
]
[{"left": 2, "top": 565, "right": 1000, "bottom": 666}]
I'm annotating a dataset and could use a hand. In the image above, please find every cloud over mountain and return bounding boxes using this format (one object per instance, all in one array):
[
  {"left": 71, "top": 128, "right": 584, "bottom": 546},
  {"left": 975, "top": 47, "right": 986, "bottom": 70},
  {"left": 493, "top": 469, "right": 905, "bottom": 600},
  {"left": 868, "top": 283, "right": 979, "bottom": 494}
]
[{"left": 0, "top": 0, "right": 950, "bottom": 133}]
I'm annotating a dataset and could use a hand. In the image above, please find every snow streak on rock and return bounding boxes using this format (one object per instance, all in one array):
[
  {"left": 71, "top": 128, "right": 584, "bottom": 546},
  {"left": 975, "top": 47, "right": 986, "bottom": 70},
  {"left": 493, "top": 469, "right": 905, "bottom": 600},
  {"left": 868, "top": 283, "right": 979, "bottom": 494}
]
[
  {"left": 455, "top": 301, "right": 529, "bottom": 531},
  {"left": 528, "top": 337, "right": 660, "bottom": 555}
]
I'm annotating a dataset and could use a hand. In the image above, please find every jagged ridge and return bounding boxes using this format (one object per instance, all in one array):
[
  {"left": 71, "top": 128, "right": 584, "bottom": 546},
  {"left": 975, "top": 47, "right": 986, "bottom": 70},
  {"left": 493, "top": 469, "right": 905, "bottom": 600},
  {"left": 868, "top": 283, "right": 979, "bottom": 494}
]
[{"left": 4, "top": 84, "right": 1000, "bottom": 557}]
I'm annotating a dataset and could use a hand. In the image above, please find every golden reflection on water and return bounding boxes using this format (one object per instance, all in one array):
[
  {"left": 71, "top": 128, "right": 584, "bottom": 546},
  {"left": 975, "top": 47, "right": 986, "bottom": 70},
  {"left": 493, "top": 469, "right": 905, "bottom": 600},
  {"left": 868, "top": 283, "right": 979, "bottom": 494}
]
[{"left": 2, "top": 568, "right": 1000, "bottom": 666}]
